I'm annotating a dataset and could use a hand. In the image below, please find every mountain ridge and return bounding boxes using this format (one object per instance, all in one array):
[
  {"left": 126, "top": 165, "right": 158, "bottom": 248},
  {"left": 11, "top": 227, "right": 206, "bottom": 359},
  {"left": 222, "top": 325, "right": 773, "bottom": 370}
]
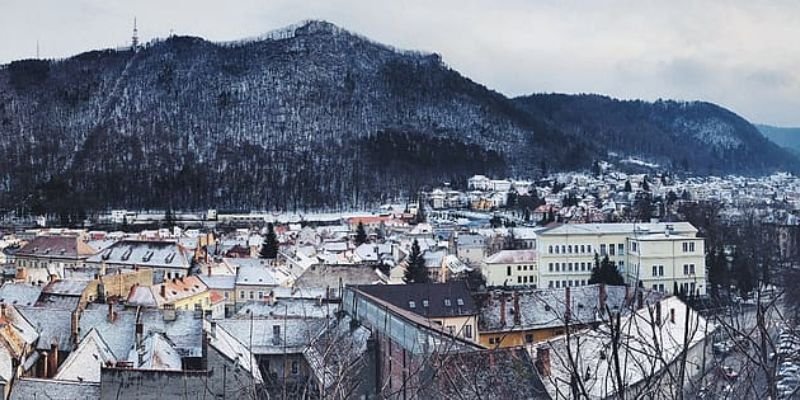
[{"left": 0, "top": 20, "right": 795, "bottom": 216}]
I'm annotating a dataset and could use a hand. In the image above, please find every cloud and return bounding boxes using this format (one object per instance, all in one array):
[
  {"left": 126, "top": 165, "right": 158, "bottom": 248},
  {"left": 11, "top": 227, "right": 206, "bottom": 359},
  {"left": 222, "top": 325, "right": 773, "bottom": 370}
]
[{"left": 0, "top": 0, "right": 798, "bottom": 125}]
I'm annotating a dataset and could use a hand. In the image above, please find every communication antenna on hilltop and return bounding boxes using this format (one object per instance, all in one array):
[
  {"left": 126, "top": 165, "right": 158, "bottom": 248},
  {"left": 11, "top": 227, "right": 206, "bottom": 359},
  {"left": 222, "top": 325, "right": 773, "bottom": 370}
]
[
  {"left": 36, "top": 40, "right": 40, "bottom": 59},
  {"left": 131, "top": 17, "right": 140, "bottom": 51}
]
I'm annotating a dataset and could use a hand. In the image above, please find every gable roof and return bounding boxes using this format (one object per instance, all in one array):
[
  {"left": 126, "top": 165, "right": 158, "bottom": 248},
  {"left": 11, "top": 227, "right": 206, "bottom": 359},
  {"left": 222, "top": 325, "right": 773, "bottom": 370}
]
[
  {"left": 16, "top": 236, "right": 97, "bottom": 259},
  {"left": 86, "top": 240, "right": 190, "bottom": 270},
  {"left": 355, "top": 282, "right": 477, "bottom": 318},
  {"left": 54, "top": 328, "right": 116, "bottom": 382}
]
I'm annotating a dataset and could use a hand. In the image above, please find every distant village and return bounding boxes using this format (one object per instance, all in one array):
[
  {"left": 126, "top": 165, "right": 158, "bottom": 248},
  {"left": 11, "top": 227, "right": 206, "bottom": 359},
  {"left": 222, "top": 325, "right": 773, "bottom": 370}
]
[{"left": 0, "top": 162, "right": 797, "bottom": 398}]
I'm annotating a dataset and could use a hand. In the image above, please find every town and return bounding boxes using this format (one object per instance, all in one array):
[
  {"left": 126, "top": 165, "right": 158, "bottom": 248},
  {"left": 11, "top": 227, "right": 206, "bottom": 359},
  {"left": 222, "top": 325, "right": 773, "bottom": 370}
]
[{"left": 0, "top": 164, "right": 797, "bottom": 399}]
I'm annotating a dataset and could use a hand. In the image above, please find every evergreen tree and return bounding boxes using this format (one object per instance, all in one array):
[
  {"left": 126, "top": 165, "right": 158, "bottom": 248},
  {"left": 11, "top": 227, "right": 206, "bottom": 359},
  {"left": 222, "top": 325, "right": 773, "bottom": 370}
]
[
  {"left": 641, "top": 178, "right": 650, "bottom": 192},
  {"left": 732, "top": 250, "right": 754, "bottom": 299},
  {"left": 707, "top": 248, "right": 728, "bottom": 299},
  {"left": 355, "top": 221, "right": 368, "bottom": 245},
  {"left": 403, "top": 239, "right": 429, "bottom": 284},
  {"left": 591, "top": 160, "right": 602, "bottom": 177},
  {"left": 260, "top": 223, "right": 279, "bottom": 259},
  {"left": 164, "top": 208, "right": 176, "bottom": 228},
  {"left": 589, "top": 254, "right": 625, "bottom": 286},
  {"left": 624, "top": 180, "right": 632, "bottom": 192},
  {"left": 414, "top": 198, "right": 427, "bottom": 224}
]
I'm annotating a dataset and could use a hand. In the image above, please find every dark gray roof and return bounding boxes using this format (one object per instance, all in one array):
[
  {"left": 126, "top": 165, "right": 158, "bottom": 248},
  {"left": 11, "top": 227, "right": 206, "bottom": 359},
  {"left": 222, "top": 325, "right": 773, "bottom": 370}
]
[
  {"left": 19, "top": 307, "right": 74, "bottom": 352},
  {"left": 139, "top": 309, "right": 203, "bottom": 358},
  {"left": 0, "top": 282, "right": 42, "bottom": 307},
  {"left": 217, "top": 318, "right": 326, "bottom": 355},
  {"left": 421, "top": 348, "right": 551, "bottom": 400},
  {"left": 9, "top": 378, "right": 99, "bottom": 400},
  {"left": 356, "top": 282, "right": 477, "bottom": 318}
]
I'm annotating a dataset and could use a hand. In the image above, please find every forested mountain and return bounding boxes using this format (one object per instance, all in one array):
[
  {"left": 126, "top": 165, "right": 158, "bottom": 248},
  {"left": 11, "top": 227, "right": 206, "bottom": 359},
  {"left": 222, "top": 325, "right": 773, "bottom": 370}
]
[
  {"left": 0, "top": 20, "right": 795, "bottom": 214},
  {"left": 756, "top": 125, "right": 800, "bottom": 157},
  {"left": 512, "top": 94, "right": 798, "bottom": 174}
]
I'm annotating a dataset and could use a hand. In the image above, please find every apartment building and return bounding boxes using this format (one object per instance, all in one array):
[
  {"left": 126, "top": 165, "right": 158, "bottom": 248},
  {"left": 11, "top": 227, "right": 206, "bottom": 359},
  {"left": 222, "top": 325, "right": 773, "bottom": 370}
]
[{"left": 536, "top": 222, "right": 704, "bottom": 294}]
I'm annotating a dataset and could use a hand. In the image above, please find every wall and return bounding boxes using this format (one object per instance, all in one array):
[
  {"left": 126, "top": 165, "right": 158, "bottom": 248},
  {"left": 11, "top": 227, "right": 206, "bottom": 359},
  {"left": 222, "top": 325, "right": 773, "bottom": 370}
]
[{"left": 81, "top": 269, "right": 153, "bottom": 305}]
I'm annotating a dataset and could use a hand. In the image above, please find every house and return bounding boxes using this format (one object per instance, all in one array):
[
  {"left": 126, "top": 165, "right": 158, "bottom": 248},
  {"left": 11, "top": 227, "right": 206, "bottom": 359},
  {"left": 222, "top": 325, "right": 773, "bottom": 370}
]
[
  {"left": 483, "top": 249, "right": 538, "bottom": 288},
  {"left": 85, "top": 240, "right": 192, "bottom": 283},
  {"left": 354, "top": 282, "right": 479, "bottom": 343},
  {"left": 455, "top": 233, "right": 485, "bottom": 266},
  {"left": 468, "top": 175, "right": 492, "bottom": 191},
  {"left": 535, "top": 295, "right": 713, "bottom": 399},
  {"left": 627, "top": 231, "right": 707, "bottom": 295},
  {"left": 128, "top": 275, "right": 211, "bottom": 312},
  {"left": 231, "top": 258, "right": 292, "bottom": 307},
  {"left": 14, "top": 236, "right": 98, "bottom": 283},
  {"left": 0, "top": 304, "right": 39, "bottom": 398},
  {"left": 478, "top": 284, "right": 663, "bottom": 348}
]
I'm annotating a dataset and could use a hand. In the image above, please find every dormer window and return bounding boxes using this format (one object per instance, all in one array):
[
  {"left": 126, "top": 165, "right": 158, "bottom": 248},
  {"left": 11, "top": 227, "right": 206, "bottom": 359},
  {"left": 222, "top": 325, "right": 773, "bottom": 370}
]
[
  {"left": 409, "top": 301, "right": 416, "bottom": 309},
  {"left": 456, "top": 298, "right": 464, "bottom": 306},
  {"left": 422, "top": 300, "right": 429, "bottom": 308},
  {"left": 444, "top": 298, "right": 452, "bottom": 307}
]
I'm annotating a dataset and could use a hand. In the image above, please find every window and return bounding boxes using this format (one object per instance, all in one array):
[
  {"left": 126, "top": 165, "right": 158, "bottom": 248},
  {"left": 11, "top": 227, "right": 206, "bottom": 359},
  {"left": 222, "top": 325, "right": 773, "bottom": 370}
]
[
  {"left": 549, "top": 281, "right": 554, "bottom": 288},
  {"left": 609, "top": 245, "right": 615, "bottom": 256},
  {"left": 580, "top": 245, "right": 586, "bottom": 253},
  {"left": 555, "top": 246, "right": 560, "bottom": 254},
  {"left": 507, "top": 266, "right": 511, "bottom": 276},
  {"left": 568, "top": 263, "right": 573, "bottom": 272},
  {"left": 555, "top": 281, "right": 560, "bottom": 288},
  {"left": 249, "top": 291, "right": 254, "bottom": 299},
  {"left": 652, "top": 266, "right": 658, "bottom": 276},
  {"left": 423, "top": 300, "right": 429, "bottom": 308},
  {"left": 444, "top": 298, "right": 452, "bottom": 307},
  {"left": 562, "top": 280, "right": 567, "bottom": 287},
  {"left": 690, "top": 264, "right": 695, "bottom": 274},
  {"left": 555, "top": 263, "right": 560, "bottom": 272},
  {"left": 548, "top": 245, "right": 553, "bottom": 254},
  {"left": 240, "top": 291, "right": 245, "bottom": 299},
  {"left": 618, "top": 244, "right": 624, "bottom": 255},
  {"left": 652, "top": 284, "right": 658, "bottom": 291},
  {"left": 568, "top": 245, "right": 572, "bottom": 253},
  {"left": 465, "top": 325, "right": 473, "bottom": 339},
  {"left": 587, "top": 245, "right": 592, "bottom": 253},
  {"left": 517, "top": 265, "right": 521, "bottom": 271},
  {"left": 224, "top": 292, "right": 229, "bottom": 299},
  {"left": 683, "top": 264, "right": 689, "bottom": 275},
  {"left": 549, "top": 263, "right": 553, "bottom": 272},
  {"left": 525, "top": 334, "right": 534, "bottom": 343},
  {"left": 258, "top": 291, "right": 264, "bottom": 299},
  {"left": 518, "top": 276, "right": 522, "bottom": 284},
  {"left": 291, "top": 361, "right": 299, "bottom": 374},
  {"left": 457, "top": 298, "right": 464, "bottom": 306},
  {"left": 682, "top": 242, "right": 688, "bottom": 252},
  {"left": 600, "top": 244, "right": 607, "bottom": 255},
  {"left": 631, "top": 242, "right": 638, "bottom": 252},
  {"left": 618, "top": 261, "right": 624, "bottom": 269},
  {"left": 659, "top": 265, "right": 664, "bottom": 276},
  {"left": 690, "top": 282, "right": 696, "bottom": 294},
  {"left": 409, "top": 301, "right": 416, "bottom": 309},
  {"left": 561, "top": 245, "right": 566, "bottom": 254},
  {"left": 690, "top": 242, "right": 695, "bottom": 252},
  {"left": 273, "top": 325, "right": 281, "bottom": 337}
]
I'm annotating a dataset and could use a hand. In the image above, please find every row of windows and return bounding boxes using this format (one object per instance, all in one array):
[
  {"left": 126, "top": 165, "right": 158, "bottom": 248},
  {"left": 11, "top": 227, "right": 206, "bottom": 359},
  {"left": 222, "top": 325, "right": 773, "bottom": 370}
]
[
  {"left": 240, "top": 290, "right": 267, "bottom": 300},
  {"left": 516, "top": 276, "right": 537, "bottom": 285},
  {"left": 683, "top": 264, "right": 696, "bottom": 275},
  {"left": 651, "top": 264, "right": 696, "bottom": 277},
  {"left": 548, "top": 262, "right": 591, "bottom": 273},
  {"left": 546, "top": 243, "right": 626, "bottom": 256},
  {"left": 506, "top": 265, "right": 535, "bottom": 276},
  {"left": 548, "top": 244, "right": 593, "bottom": 255},
  {"left": 682, "top": 242, "right": 697, "bottom": 252},
  {"left": 408, "top": 298, "right": 465, "bottom": 309},
  {"left": 446, "top": 324, "right": 474, "bottom": 339},
  {"left": 548, "top": 280, "right": 588, "bottom": 288},
  {"left": 652, "top": 265, "right": 664, "bottom": 277}
]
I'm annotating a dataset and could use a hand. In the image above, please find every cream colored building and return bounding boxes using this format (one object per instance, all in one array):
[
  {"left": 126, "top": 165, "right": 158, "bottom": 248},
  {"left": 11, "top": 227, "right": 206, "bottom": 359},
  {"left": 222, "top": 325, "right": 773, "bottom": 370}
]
[
  {"left": 627, "top": 233, "right": 706, "bottom": 295},
  {"left": 482, "top": 249, "right": 538, "bottom": 288},
  {"left": 536, "top": 222, "right": 704, "bottom": 293}
]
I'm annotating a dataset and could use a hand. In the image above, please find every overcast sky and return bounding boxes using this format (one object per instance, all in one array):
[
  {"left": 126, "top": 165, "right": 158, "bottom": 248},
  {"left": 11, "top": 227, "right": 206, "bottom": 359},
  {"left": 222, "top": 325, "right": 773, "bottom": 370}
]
[{"left": 2, "top": 0, "right": 798, "bottom": 126}]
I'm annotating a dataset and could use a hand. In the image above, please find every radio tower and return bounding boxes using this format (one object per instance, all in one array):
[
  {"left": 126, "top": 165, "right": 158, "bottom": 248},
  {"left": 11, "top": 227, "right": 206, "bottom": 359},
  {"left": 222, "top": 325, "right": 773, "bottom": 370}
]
[{"left": 131, "top": 17, "right": 140, "bottom": 51}]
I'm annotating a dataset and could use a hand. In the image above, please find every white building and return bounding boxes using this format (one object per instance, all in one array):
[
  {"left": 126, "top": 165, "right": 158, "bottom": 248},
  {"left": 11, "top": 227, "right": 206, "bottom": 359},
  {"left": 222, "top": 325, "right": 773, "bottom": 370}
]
[
  {"left": 536, "top": 222, "right": 705, "bottom": 295},
  {"left": 468, "top": 175, "right": 492, "bottom": 191},
  {"left": 482, "top": 249, "right": 538, "bottom": 288}
]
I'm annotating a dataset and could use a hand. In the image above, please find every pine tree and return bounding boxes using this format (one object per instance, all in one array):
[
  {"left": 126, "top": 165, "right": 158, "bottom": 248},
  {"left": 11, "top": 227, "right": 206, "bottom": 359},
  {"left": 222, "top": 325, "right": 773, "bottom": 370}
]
[
  {"left": 164, "top": 208, "right": 175, "bottom": 228},
  {"left": 260, "top": 223, "right": 279, "bottom": 259},
  {"left": 641, "top": 178, "right": 650, "bottom": 192},
  {"left": 355, "top": 221, "right": 368, "bottom": 245},
  {"left": 707, "top": 248, "right": 728, "bottom": 299},
  {"left": 732, "top": 250, "right": 754, "bottom": 299},
  {"left": 403, "top": 239, "right": 429, "bottom": 284},
  {"left": 624, "top": 180, "right": 632, "bottom": 192},
  {"left": 589, "top": 254, "right": 625, "bottom": 286}
]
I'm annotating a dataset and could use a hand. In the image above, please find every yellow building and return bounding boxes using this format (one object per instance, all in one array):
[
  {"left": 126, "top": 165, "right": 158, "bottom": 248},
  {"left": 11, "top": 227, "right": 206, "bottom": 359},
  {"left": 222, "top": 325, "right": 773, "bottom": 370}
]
[{"left": 127, "top": 275, "right": 213, "bottom": 312}]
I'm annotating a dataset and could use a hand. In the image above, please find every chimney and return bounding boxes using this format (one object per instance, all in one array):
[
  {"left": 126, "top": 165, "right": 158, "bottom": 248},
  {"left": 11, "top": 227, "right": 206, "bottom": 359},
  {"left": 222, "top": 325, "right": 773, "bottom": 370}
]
[
  {"left": 513, "top": 291, "right": 521, "bottom": 326},
  {"left": 272, "top": 324, "right": 281, "bottom": 345},
  {"left": 160, "top": 284, "right": 166, "bottom": 299},
  {"left": 1, "top": 303, "right": 5, "bottom": 318},
  {"left": 71, "top": 310, "right": 81, "bottom": 346},
  {"left": 535, "top": 346, "right": 551, "bottom": 377},
  {"left": 209, "top": 321, "right": 217, "bottom": 338},
  {"left": 107, "top": 303, "right": 114, "bottom": 323},
  {"left": 565, "top": 286, "right": 571, "bottom": 323},
  {"left": 499, "top": 293, "right": 506, "bottom": 327},
  {"left": 670, "top": 308, "right": 675, "bottom": 324},
  {"left": 135, "top": 322, "right": 143, "bottom": 347},
  {"left": 49, "top": 343, "right": 58, "bottom": 378},
  {"left": 655, "top": 301, "right": 662, "bottom": 325},
  {"left": 42, "top": 351, "right": 49, "bottom": 378}
]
